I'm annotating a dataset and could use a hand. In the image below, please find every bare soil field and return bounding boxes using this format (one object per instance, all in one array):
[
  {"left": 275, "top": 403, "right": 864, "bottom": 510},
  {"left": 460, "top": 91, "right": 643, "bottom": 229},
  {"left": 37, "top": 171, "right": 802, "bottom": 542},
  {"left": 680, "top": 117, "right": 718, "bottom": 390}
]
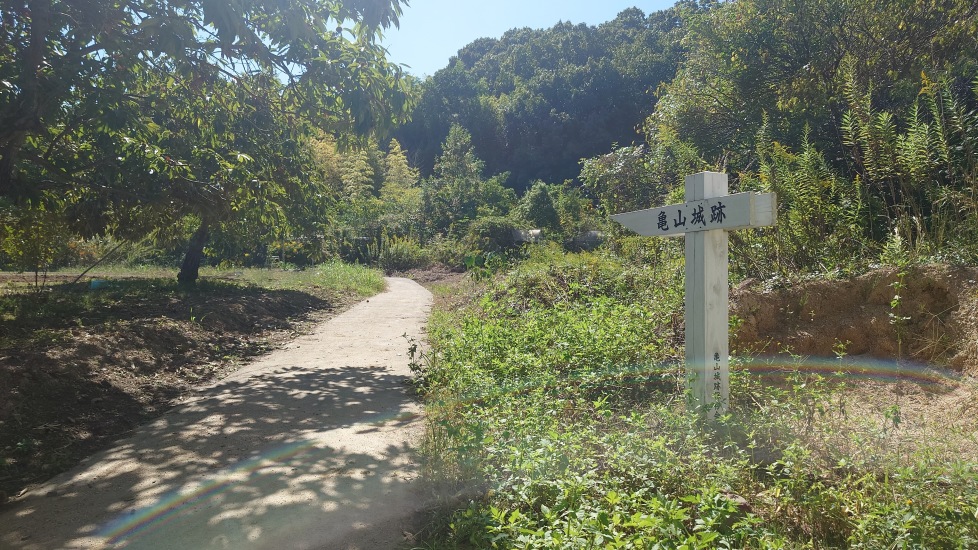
[
  {"left": 731, "top": 264, "right": 978, "bottom": 464},
  {"left": 732, "top": 264, "right": 978, "bottom": 373}
]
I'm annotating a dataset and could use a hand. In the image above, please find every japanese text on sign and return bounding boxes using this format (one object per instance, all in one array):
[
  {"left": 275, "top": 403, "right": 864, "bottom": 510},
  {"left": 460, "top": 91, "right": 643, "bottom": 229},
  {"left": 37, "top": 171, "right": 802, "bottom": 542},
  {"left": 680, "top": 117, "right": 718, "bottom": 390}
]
[
  {"left": 609, "top": 191, "right": 775, "bottom": 238},
  {"left": 713, "top": 352, "right": 723, "bottom": 394},
  {"left": 666, "top": 200, "right": 726, "bottom": 234}
]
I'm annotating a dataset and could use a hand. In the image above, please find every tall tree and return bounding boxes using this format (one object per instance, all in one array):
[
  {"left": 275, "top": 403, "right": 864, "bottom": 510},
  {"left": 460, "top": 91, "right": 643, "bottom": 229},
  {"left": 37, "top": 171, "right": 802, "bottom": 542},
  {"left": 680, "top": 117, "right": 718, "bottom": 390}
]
[
  {"left": 0, "top": 0, "right": 414, "bottom": 282},
  {"left": 421, "top": 124, "right": 514, "bottom": 236},
  {"left": 379, "top": 139, "right": 422, "bottom": 236},
  {"left": 514, "top": 181, "right": 561, "bottom": 234}
]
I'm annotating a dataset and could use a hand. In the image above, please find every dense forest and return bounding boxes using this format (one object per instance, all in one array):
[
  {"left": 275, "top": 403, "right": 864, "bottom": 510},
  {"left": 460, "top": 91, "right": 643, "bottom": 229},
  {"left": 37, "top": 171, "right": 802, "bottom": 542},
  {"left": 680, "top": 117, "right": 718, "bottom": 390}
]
[
  {"left": 394, "top": 0, "right": 978, "bottom": 275},
  {"left": 393, "top": 6, "right": 685, "bottom": 190},
  {"left": 1, "top": 0, "right": 977, "bottom": 279}
]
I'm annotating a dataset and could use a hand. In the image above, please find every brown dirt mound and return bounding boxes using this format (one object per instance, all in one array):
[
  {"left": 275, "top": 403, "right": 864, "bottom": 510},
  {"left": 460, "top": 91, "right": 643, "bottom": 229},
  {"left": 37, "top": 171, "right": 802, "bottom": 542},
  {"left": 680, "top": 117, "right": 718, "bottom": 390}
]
[{"left": 731, "top": 265, "right": 978, "bottom": 373}]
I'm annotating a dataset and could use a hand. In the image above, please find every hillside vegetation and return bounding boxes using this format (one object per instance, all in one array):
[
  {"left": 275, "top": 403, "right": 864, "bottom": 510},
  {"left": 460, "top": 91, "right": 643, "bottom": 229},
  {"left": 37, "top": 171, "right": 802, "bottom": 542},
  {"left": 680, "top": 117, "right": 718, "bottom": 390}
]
[
  {"left": 3, "top": 0, "right": 977, "bottom": 280},
  {"left": 394, "top": 7, "right": 684, "bottom": 190},
  {"left": 413, "top": 247, "right": 977, "bottom": 548}
]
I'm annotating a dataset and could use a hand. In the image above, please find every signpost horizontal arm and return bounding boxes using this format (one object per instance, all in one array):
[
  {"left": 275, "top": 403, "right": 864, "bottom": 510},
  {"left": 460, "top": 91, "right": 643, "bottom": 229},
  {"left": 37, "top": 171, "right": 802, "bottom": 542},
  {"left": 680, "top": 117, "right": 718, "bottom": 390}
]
[{"left": 610, "top": 192, "right": 777, "bottom": 237}]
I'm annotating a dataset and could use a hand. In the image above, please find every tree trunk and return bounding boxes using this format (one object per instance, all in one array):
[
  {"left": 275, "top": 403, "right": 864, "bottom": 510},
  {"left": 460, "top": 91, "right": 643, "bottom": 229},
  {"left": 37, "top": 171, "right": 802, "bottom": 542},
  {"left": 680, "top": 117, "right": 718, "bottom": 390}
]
[
  {"left": 177, "top": 220, "right": 210, "bottom": 286},
  {"left": 0, "top": 0, "right": 49, "bottom": 196}
]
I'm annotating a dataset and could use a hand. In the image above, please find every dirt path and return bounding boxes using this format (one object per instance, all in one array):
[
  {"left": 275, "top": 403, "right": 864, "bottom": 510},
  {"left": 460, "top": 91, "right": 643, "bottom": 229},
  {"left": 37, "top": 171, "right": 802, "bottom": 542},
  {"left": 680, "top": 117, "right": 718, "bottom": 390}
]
[{"left": 0, "top": 277, "right": 433, "bottom": 550}]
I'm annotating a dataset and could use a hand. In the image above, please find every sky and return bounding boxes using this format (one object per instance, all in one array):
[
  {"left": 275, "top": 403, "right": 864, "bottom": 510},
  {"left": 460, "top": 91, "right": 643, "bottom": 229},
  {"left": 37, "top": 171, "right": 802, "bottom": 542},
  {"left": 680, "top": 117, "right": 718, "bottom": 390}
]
[{"left": 381, "top": 0, "right": 677, "bottom": 78}]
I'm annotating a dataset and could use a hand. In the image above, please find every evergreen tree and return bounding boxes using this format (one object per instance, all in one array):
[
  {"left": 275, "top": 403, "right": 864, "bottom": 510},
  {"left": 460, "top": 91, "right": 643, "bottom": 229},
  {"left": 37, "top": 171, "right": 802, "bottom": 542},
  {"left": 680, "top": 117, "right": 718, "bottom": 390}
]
[{"left": 515, "top": 181, "right": 561, "bottom": 234}]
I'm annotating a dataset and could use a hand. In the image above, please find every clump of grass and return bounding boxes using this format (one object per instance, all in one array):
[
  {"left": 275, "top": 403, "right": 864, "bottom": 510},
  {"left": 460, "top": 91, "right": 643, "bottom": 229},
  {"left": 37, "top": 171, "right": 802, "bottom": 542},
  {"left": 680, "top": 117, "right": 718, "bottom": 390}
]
[
  {"left": 371, "top": 235, "right": 430, "bottom": 273},
  {"left": 313, "top": 260, "right": 386, "bottom": 296},
  {"left": 222, "top": 262, "right": 383, "bottom": 295}
]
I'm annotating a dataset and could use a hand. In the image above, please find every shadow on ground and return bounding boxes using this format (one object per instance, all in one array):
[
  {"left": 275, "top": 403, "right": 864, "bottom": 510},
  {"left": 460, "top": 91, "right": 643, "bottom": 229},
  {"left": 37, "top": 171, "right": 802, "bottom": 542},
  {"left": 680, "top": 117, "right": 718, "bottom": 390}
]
[
  {"left": 0, "top": 279, "right": 340, "bottom": 498},
  {"left": 3, "top": 364, "right": 424, "bottom": 549}
]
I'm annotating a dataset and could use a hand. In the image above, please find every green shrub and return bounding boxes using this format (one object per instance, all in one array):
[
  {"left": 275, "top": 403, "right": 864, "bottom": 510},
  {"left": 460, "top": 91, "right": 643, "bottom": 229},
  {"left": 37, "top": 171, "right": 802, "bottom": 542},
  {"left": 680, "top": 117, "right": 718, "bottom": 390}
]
[
  {"left": 514, "top": 181, "right": 561, "bottom": 235},
  {"left": 314, "top": 260, "right": 386, "bottom": 295},
  {"left": 498, "top": 243, "right": 683, "bottom": 310},
  {"left": 376, "top": 235, "right": 429, "bottom": 273},
  {"left": 0, "top": 201, "right": 71, "bottom": 283},
  {"left": 464, "top": 216, "right": 519, "bottom": 254},
  {"left": 424, "top": 235, "right": 467, "bottom": 270},
  {"left": 735, "top": 129, "right": 871, "bottom": 279}
]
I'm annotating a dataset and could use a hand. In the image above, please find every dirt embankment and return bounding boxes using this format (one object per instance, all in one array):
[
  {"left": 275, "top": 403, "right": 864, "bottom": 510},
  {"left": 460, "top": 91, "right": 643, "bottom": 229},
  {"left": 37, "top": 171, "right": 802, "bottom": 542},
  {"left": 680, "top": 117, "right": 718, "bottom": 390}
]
[{"left": 731, "top": 265, "right": 978, "bottom": 373}]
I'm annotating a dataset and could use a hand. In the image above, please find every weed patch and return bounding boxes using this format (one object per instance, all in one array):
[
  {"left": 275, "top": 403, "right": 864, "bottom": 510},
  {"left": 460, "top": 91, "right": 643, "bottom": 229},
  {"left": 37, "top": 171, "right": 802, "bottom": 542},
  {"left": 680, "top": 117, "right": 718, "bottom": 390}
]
[{"left": 415, "top": 250, "right": 978, "bottom": 548}]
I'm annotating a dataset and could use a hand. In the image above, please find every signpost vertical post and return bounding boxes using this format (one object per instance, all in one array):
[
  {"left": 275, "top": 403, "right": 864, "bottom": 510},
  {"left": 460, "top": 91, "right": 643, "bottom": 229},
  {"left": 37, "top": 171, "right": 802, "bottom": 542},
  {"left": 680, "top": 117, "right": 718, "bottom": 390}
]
[
  {"left": 684, "top": 172, "right": 730, "bottom": 418},
  {"left": 609, "top": 171, "right": 776, "bottom": 420}
]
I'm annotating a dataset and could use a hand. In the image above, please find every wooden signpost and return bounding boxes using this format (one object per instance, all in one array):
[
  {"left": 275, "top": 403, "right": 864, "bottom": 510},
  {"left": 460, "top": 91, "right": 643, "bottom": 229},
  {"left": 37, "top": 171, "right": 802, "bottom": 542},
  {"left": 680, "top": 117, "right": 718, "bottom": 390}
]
[{"left": 611, "top": 172, "right": 776, "bottom": 419}]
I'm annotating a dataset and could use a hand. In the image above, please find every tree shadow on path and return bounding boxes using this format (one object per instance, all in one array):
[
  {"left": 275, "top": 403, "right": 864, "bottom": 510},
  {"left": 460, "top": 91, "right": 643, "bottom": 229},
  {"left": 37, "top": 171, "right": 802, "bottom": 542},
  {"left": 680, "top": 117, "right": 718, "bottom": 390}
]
[{"left": 1, "top": 276, "right": 433, "bottom": 550}]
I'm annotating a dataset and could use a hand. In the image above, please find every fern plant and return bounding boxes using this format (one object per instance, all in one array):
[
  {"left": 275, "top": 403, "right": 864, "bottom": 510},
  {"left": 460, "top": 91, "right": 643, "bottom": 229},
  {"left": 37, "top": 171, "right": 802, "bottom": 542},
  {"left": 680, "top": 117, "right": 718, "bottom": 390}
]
[
  {"left": 734, "top": 121, "right": 869, "bottom": 278},
  {"left": 841, "top": 73, "right": 978, "bottom": 263}
]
